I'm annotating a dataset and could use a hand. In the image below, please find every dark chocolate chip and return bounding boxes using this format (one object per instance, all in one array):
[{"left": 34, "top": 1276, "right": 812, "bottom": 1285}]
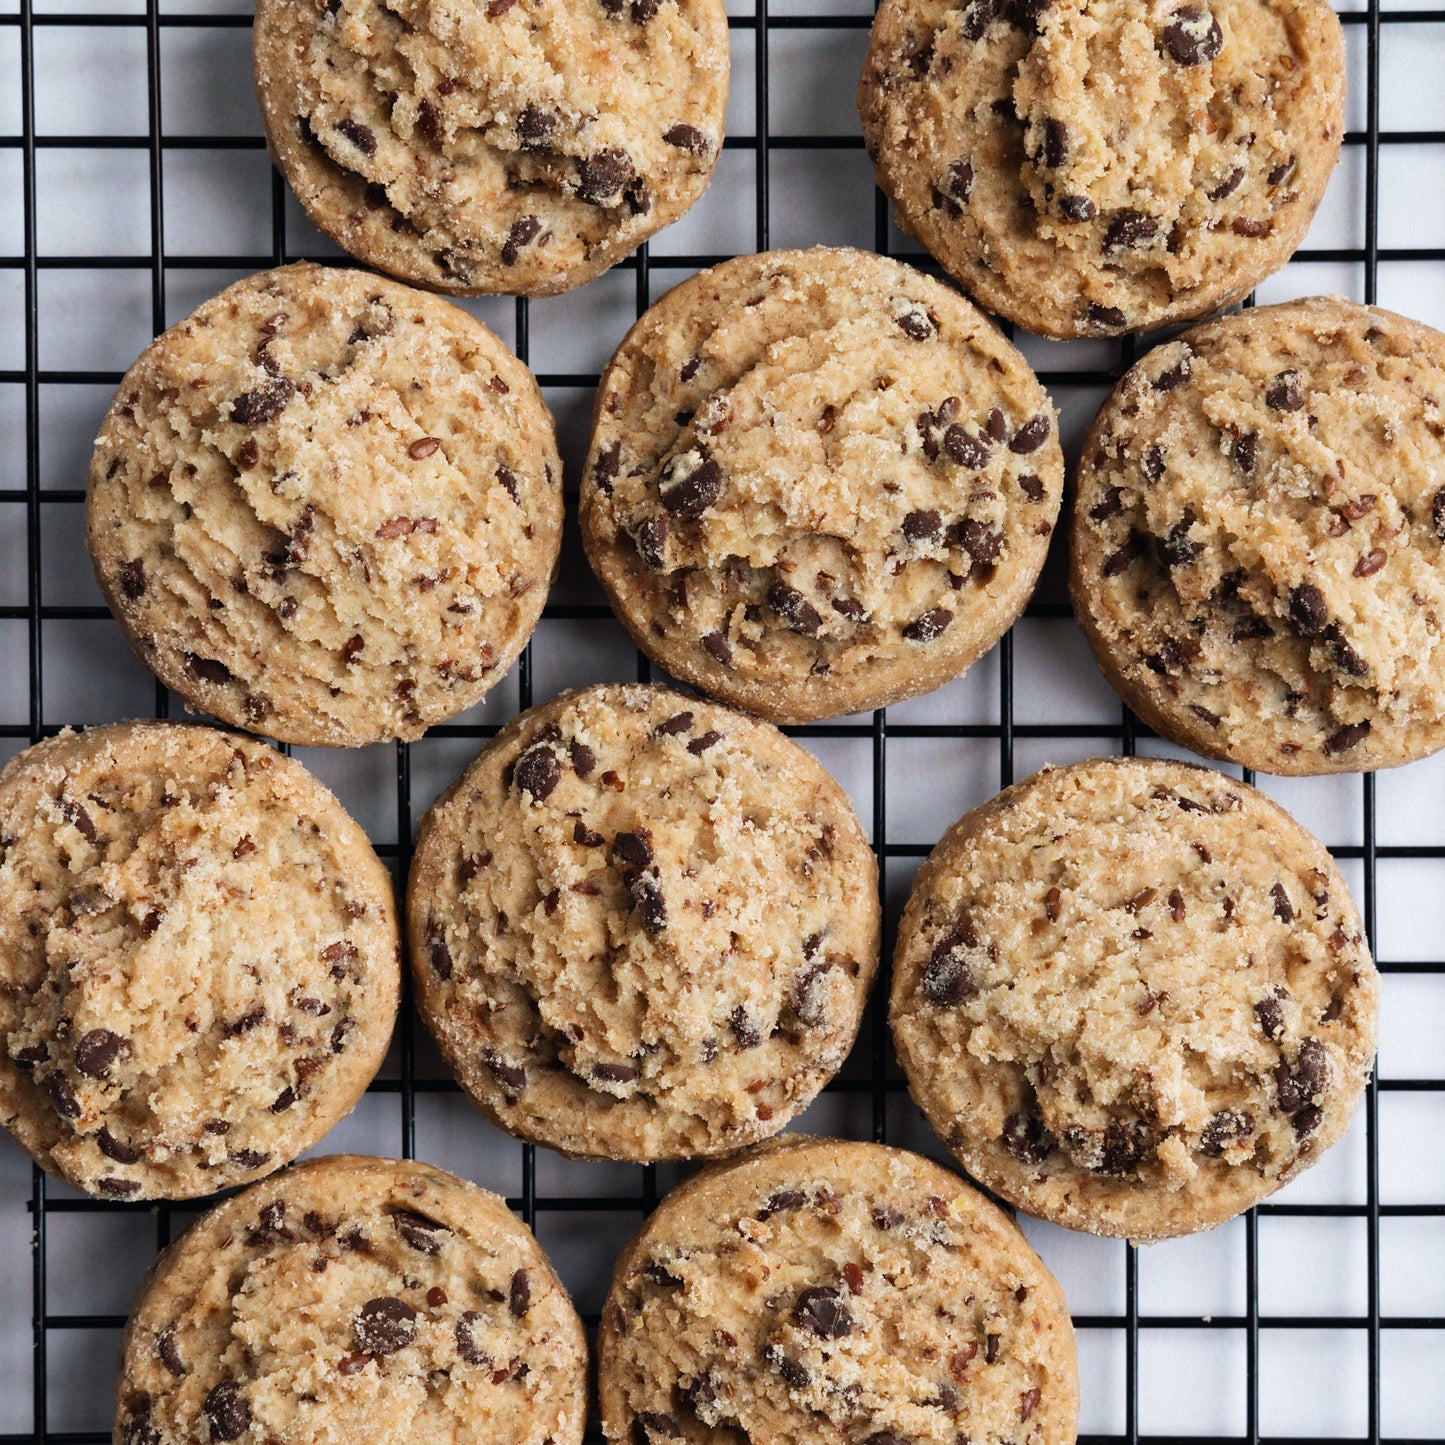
[
  {"left": 921, "top": 933, "right": 975, "bottom": 1006},
  {"left": 1255, "top": 996, "right": 1285, "bottom": 1041},
  {"left": 659, "top": 454, "right": 723, "bottom": 518},
  {"left": 99, "top": 1126, "right": 141, "bottom": 1164},
  {"left": 1161, "top": 6, "right": 1223, "bottom": 65},
  {"left": 902, "top": 608, "right": 953, "bottom": 643},
  {"left": 99, "top": 1176, "right": 141, "bottom": 1197},
  {"left": 1288, "top": 583, "right": 1328, "bottom": 636},
  {"left": 795, "top": 1285, "right": 852, "bottom": 1338},
  {"left": 335, "top": 118, "right": 377, "bottom": 155},
  {"left": 1293, "top": 1103, "right": 1324, "bottom": 1137},
  {"left": 1009, "top": 414, "right": 1052, "bottom": 454},
  {"left": 702, "top": 631, "right": 732, "bottom": 665},
  {"left": 770, "top": 1348, "right": 811, "bottom": 1389},
  {"left": 1041, "top": 117, "right": 1068, "bottom": 168},
  {"left": 1103, "top": 533, "right": 1144, "bottom": 577},
  {"left": 1267, "top": 156, "right": 1298, "bottom": 188},
  {"left": 186, "top": 653, "right": 233, "bottom": 686},
  {"left": 1060, "top": 193, "right": 1096, "bottom": 221},
  {"left": 1266, "top": 370, "right": 1304, "bottom": 412},
  {"left": 729, "top": 1005, "right": 761, "bottom": 1050},
  {"left": 514, "top": 743, "right": 561, "bottom": 802},
  {"left": 593, "top": 1060, "right": 640, "bottom": 1086},
  {"left": 517, "top": 104, "right": 556, "bottom": 151},
  {"left": 903, "top": 508, "right": 943, "bottom": 543},
  {"left": 569, "top": 739, "right": 596, "bottom": 777},
  {"left": 355, "top": 1297, "right": 416, "bottom": 1355},
  {"left": 1001, "top": 1111, "right": 1054, "bottom": 1165},
  {"left": 204, "top": 1381, "right": 250, "bottom": 1442},
  {"left": 1270, "top": 881, "right": 1295, "bottom": 923},
  {"left": 456, "top": 1311, "right": 490, "bottom": 1365},
  {"left": 48, "top": 1073, "right": 80, "bottom": 1119},
  {"left": 577, "top": 148, "right": 636, "bottom": 205},
  {"left": 687, "top": 730, "right": 723, "bottom": 755},
  {"left": 430, "top": 936, "right": 453, "bottom": 981},
  {"left": 393, "top": 1210, "right": 448, "bottom": 1254},
  {"left": 759, "top": 1189, "right": 807, "bottom": 1219},
  {"left": 1432, "top": 487, "right": 1445, "bottom": 542},
  {"left": 509, "top": 1268, "right": 531, "bottom": 1317},
  {"left": 943, "top": 424, "right": 991, "bottom": 469},
  {"left": 893, "top": 303, "right": 937, "bottom": 342},
  {"left": 1154, "top": 349, "right": 1194, "bottom": 392},
  {"left": 655, "top": 711, "right": 694, "bottom": 737},
  {"left": 75, "top": 1028, "right": 125, "bottom": 1080},
  {"left": 483, "top": 1048, "right": 527, "bottom": 1095},
  {"left": 613, "top": 829, "right": 654, "bottom": 867},
  {"left": 157, "top": 1326, "right": 185, "bottom": 1376},
  {"left": 1323, "top": 720, "right": 1371, "bottom": 755},
  {"left": 1156, "top": 512, "right": 1203, "bottom": 568},
  {"left": 959, "top": 0, "right": 996, "bottom": 41},
  {"left": 501, "top": 214, "right": 544, "bottom": 266},
  {"left": 1209, "top": 166, "right": 1245, "bottom": 201},
  {"left": 1353, "top": 548, "right": 1387, "bottom": 579},
  {"left": 1101, "top": 1122, "right": 1151, "bottom": 1175},
  {"left": 629, "top": 872, "right": 667, "bottom": 935},
  {"left": 231, "top": 377, "right": 295, "bottom": 426},
  {"left": 1234, "top": 432, "right": 1257, "bottom": 473},
  {"left": 634, "top": 1413, "right": 682, "bottom": 1443},
  {"left": 944, "top": 159, "right": 974, "bottom": 204},
  {"left": 1104, "top": 211, "right": 1159, "bottom": 251},
  {"left": 1019, "top": 474, "right": 1045, "bottom": 502},
  {"left": 120, "top": 559, "right": 147, "bottom": 599},
  {"left": 1201, "top": 1109, "right": 1254, "bottom": 1156},
  {"left": 635, "top": 514, "right": 668, "bottom": 571},
  {"left": 663, "top": 124, "right": 709, "bottom": 154},
  {"left": 1088, "top": 303, "right": 1129, "bottom": 329},
  {"left": 768, "top": 580, "right": 822, "bottom": 636}
]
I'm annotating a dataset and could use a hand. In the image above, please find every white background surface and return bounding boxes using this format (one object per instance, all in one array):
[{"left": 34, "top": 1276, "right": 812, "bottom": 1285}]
[{"left": 1, "top": 0, "right": 1443, "bottom": 1439}]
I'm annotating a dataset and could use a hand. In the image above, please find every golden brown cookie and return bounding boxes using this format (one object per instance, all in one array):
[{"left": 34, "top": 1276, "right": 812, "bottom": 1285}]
[
  {"left": 580, "top": 248, "right": 1063, "bottom": 723},
  {"left": 113, "top": 1154, "right": 588, "bottom": 1445},
  {"left": 0, "top": 723, "right": 399, "bottom": 1201},
  {"left": 598, "top": 1136, "right": 1079, "bottom": 1445},
  {"left": 88, "top": 263, "right": 561, "bottom": 748},
  {"left": 891, "top": 757, "right": 1379, "bottom": 1242},
  {"left": 859, "top": 0, "right": 1344, "bottom": 338},
  {"left": 254, "top": 0, "right": 730, "bottom": 296},
  {"left": 1070, "top": 297, "right": 1445, "bottom": 774},
  {"left": 407, "top": 684, "right": 880, "bottom": 1162}
]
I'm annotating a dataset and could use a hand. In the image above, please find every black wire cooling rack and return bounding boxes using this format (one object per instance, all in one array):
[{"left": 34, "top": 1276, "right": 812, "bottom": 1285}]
[{"left": 2, "top": 1, "right": 1443, "bottom": 1441}]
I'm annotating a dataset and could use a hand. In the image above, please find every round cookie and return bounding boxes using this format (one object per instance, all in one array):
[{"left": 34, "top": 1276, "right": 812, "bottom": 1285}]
[
  {"left": 891, "top": 757, "right": 1379, "bottom": 1242},
  {"left": 0, "top": 722, "right": 399, "bottom": 1201},
  {"left": 407, "top": 684, "right": 880, "bottom": 1161},
  {"left": 858, "top": 0, "right": 1344, "bottom": 339},
  {"left": 113, "top": 1154, "right": 588, "bottom": 1445},
  {"left": 580, "top": 248, "right": 1064, "bottom": 724},
  {"left": 253, "top": 0, "right": 729, "bottom": 297},
  {"left": 597, "top": 1135, "right": 1079, "bottom": 1445},
  {"left": 88, "top": 264, "right": 562, "bottom": 748},
  {"left": 1070, "top": 297, "right": 1445, "bottom": 774}
]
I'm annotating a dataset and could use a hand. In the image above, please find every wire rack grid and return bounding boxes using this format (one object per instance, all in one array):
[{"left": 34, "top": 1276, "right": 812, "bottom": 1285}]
[{"left": 0, "top": 0, "right": 1443, "bottom": 1441}]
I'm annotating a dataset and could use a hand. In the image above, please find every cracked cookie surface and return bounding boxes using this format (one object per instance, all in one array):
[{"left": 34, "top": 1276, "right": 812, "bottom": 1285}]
[
  {"left": 891, "top": 757, "right": 1378, "bottom": 1241},
  {"left": 114, "top": 1154, "right": 587, "bottom": 1445},
  {"left": 859, "top": 0, "right": 1344, "bottom": 338},
  {"left": 1071, "top": 296, "right": 1445, "bottom": 774},
  {"left": 598, "top": 1136, "right": 1078, "bottom": 1445},
  {"left": 88, "top": 263, "right": 562, "bottom": 748},
  {"left": 407, "top": 684, "right": 880, "bottom": 1162},
  {"left": 579, "top": 248, "right": 1063, "bottom": 723},
  {"left": 0, "top": 723, "right": 399, "bottom": 1201},
  {"left": 254, "top": 0, "right": 729, "bottom": 296}
]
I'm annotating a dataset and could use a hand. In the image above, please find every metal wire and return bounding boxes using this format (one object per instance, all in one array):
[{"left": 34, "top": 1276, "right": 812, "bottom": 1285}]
[{"left": 2, "top": 1, "right": 1442, "bottom": 1441}]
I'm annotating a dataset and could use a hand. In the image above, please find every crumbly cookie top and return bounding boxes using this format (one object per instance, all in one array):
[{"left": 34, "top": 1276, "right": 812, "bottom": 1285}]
[
  {"left": 601, "top": 1138, "right": 1077, "bottom": 1445},
  {"left": 88, "top": 263, "right": 560, "bottom": 747},
  {"left": 116, "top": 1156, "right": 586, "bottom": 1445},
  {"left": 860, "top": 0, "right": 1344, "bottom": 337},
  {"left": 1071, "top": 297, "right": 1445, "bottom": 774},
  {"left": 254, "top": 0, "right": 729, "bottom": 294},
  {"left": 408, "top": 685, "right": 879, "bottom": 1161},
  {"left": 0, "top": 724, "right": 398, "bottom": 1200},
  {"left": 891, "top": 758, "right": 1378, "bottom": 1240},
  {"left": 582, "top": 248, "right": 1061, "bottom": 721}
]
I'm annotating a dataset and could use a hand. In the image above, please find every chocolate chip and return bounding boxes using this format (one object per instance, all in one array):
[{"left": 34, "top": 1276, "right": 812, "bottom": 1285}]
[
  {"left": 1201, "top": 1109, "right": 1254, "bottom": 1156},
  {"left": 1209, "top": 166, "right": 1246, "bottom": 201},
  {"left": 594, "top": 440, "right": 622, "bottom": 492},
  {"left": 702, "top": 631, "right": 733, "bottom": 665},
  {"left": 1156, "top": 512, "right": 1203, "bottom": 568},
  {"left": 456, "top": 1311, "right": 490, "bottom": 1365},
  {"left": 568, "top": 739, "right": 596, "bottom": 777},
  {"left": 204, "top": 1382, "right": 250, "bottom": 1442},
  {"left": 795, "top": 1285, "right": 852, "bottom": 1338},
  {"left": 429, "top": 935, "right": 453, "bottom": 981},
  {"left": 1059, "top": 193, "right": 1096, "bottom": 221},
  {"left": 1154, "top": 349, "right": 1194, "bottom": 392},
  {"left": 230, "top": 376, "right": 294, "bottom": 426},
  {"left": 186, "top": 653, "right": 233, "bottom": 686},
  {"left": 231, "top": 1148, "right": 270, "bottom": 1169},
  {"left": 593, "top": 1061, "right": 640, "bottom": 1086},
  {"left": 122, "top": 1408, "right": 160, "bottom": 1445},
  {"left": 517, "top": 104, "right": 555, "bottom": 152},
  {"left": 867, "top": 1435, "right": 911, "bottom": 1445},
  {"left": 659, "top": 453, "right": 723, "bottom": 518},
  {"left": 635, "top": 514, "right": 668, "bottom": 570},
  {"left": 334, "top": 116, "right": 377, "bottom": 155},
  {"left": 1266, "top": 370, "right": 1304, "bottom": 412},
  {"left": 1020, "top": 1388, "right": 1042, "bottom": 1423},
  {"left": 393, "top": 1210, "right": 448, "bottom": 1254},
  {"left": 902, "top": 608, "right": 953, "bottom": 643},
  {"left": 790, "top": 962, "right": 831, "bottom": 1029},
  {"left": 1101, "top": 1122, "right": 1150, "bottom": 1175},
  {"left": 1125, "top": 887, "right": 1157, "bottom": 914},
  {"left": 1328, "top": 626, "right": 1371, "bottom": 679},
  {"left": 1161, "top": 6, "right": 1223, "bottom": 65},
  {"left": 1354, "top": 547, "right": 1387, "bottom": 579},
  {"left": 663, "top": 124, "right": 709, "bottom": 154},
  {"left": 688, "top": 730, "right": 723, "bottom": 755},
  {"left": 655, "top": 711, "right": 694, "bottom": 737},
  {"left": 355, "top": 1297, "right": 416, "bottom": 1355},
  {"left": 1432, "top": 488, "right": 1445, "bottom": 542},
  {"left": 98, "top": 1126, "right": 141, "bottom": 1164},
  {"left": 1234, "top": 432, "right": 1257, "bottom": 474},
  {"left": 729, "top": 1005, "right": 761, "bottom": 1050},
  {"left": 1288, "top": 583, "right": 1328, "bottom": 636},
  {"left": 1103, "top": 533, "right": 1143, "bottom": 577},
  {"left": 1041, "top": 117, "right": 1068, "bottom": 168},
  {"left": 483, "top": 1048, "right": 526, "bottom": 1095},
  {"left": 509, "top": 1268, "right": 531, "bottom": 1317},
  {"left": 1104, "top": 211, "right": 1159, "bottom": 250},
  {"left": 1294, "top": 1103, "right": 1324, "bottom": 1137},
  {"left": 892, "top": 302, "right": 938, "bottom": 341},
  {"left": 940, "top": 424, "right": 990, "bottom": 470},
  {"left": 768, "top": 580, "right": 822, "bottom": 636},
  {"left": 1002, "top": 1111, "right": 1054, "bottom": 1165},
  {"left": 48, "top": 1073, "right": 80, "bottom": 1119},
  {"left": 74, "top": 1028, "right": 125, "bottom": 1079},
  {"left": 984, "top": 1333, "right": 1001, "bottom": 1364},
  {"left": 629, "top": 872, "right": 667, "bottom": 935},
  {"left": 635, "top": 1414, "right": 682, "bottom": 1443},
  {"left": 1088, "top": 303, "right": 1128, "bottom": 329},
  {"left": 577, "top": 148, "right": 636, "bottom": 204},
  {"left": 1009, "top": 414, "right": 1052, "bottom": 454},
  {"left": 120, "top": 559, "right": 147, "bottom": 599},
  {"left": 903, "top": 509, "right": 943, "bottom": 543},
  {"left": 770, "top": 1349, "right": 811, "bottom": 1389},
  {"left": 921, "top": 933, "right": 975, "bottom": 1006},
  {"left": 613, "top": 829, "right": 654, "bottom": 868},
  {"left": 99, "top": 1176, "right": 141, "bottom": 1197},
  {"left": 514, "top": 743, "right": 561, "bottom": 802},
  {"left": 760, "top": 1189, "right": 807, "bottom": 1219},
  {"left": 871, "top": 1207, "right": 905, "bottom": 1230},
  {"left": 157, "top": 1326, "right": 185, "bottom": 1376},
  {"left": 1324, "top": 720, "right": 1371, "bottom": 755},
  {"left": 1267, "top": 156, "right": 1297, "bottom": 187},
  {"left": 960, "top": 0, "right": 996, "bottom": 41},
  {"left": 499, "top": 213, "right": 545, "bottom": 266}
]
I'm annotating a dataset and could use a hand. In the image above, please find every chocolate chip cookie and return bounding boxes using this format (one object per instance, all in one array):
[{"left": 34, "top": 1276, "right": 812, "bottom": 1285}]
[
  {"left": 891, "top": 757, "right": 1379, "bottom": 1242},
  {"left": 254, "top": 0, "right": 729, "bottom": 296},
  {"left": 407, "top": 684, "right": 880, "bottom": 1162},
  {"left": 859, "top": 0, "right": 1345, "bottom": 338},
  {"left": 1071, "top": 296, "right": 1445, "bottom": 774},
  {"left": 0, "top": 723, "right": 399, "bottom": 1201},
  {"left": 88, "top": 263, "right": 562, "bottom": 748},
  {"left": 598, "top": 1135, "right": 1078, "bottom": 1445},
  {"left": 579, "top": 248, "right": 1063, "bottom": 723},
  {"left": 114, "top": 1154, "right": 587, "bottom": 1445}
]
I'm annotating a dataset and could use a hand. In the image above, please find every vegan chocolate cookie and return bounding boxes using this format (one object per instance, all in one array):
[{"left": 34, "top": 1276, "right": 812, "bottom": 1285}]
[
  {"left": 580, "top": 248, "right": 1063, "bottom": 723},
  {"left": 891, "top": 757, "right": 1379, "bottom": 1241},
  {"left": 114, "top": 1154, "right": 587, "bottom": 1445},
  {"left": 0, "top": 723, "right": 399, "bottom": 1201},
  {"left": 859, "top": 0, "right": 1345, "bottom": 338},
  {"left": 598, "top": 1136, "right": 1079, "bottom": 1445},
  {"left": 254, "top": 0, "right": 729, "bottom": 296},
  {"left": 88, "top": 263, "right": 562, "bottom": 748},
  {"left": 407, "top": 684, "right": 880, "bottom": 1161},
  {"left": 1071, "top": 297, "right": 1445, "bottom": 774}
]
